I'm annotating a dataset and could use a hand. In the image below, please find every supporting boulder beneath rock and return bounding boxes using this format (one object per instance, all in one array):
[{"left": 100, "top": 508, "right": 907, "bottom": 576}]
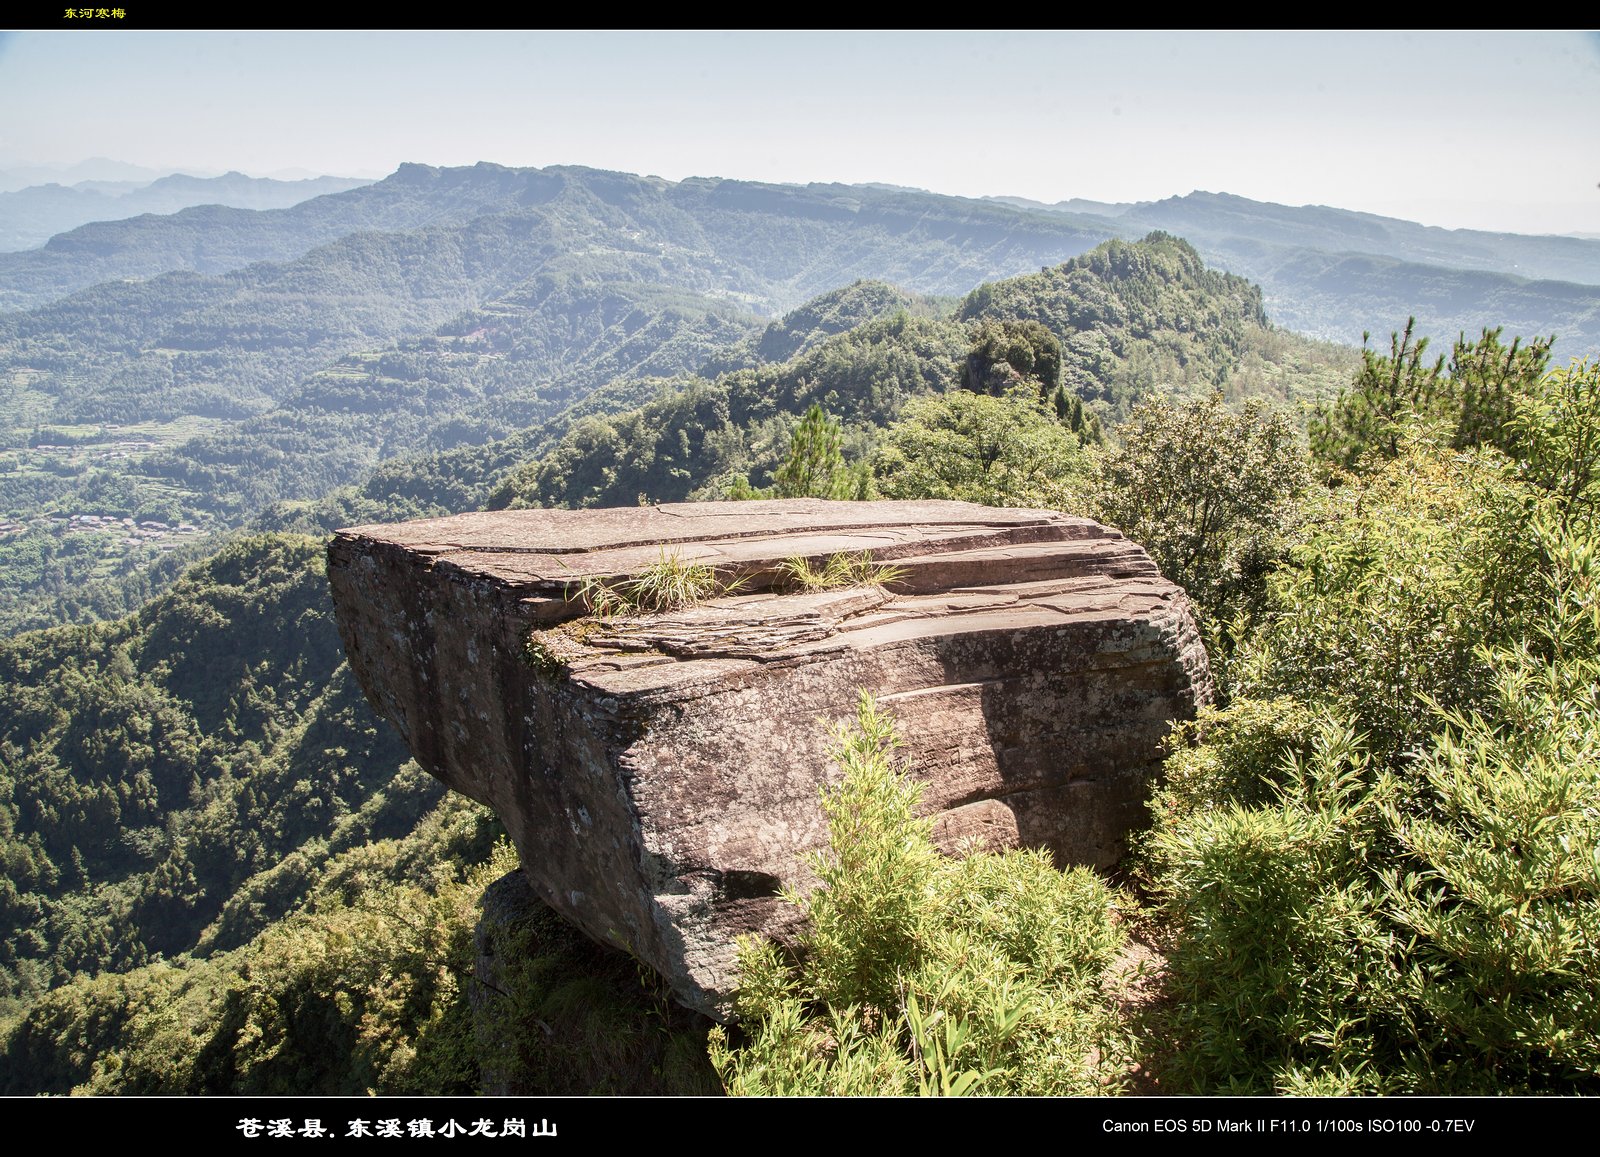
[{"left": 328, "top": 499, "right": 1211, "bottom": 1018}]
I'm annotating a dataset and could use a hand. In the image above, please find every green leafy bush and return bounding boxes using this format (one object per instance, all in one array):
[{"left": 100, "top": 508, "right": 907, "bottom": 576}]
[
  {"left": 1150, "top": 555, "right": 1600, "bottom": 1092},
  {"left": 1510, "top": 358, "right": 1600, "bottom": 533},
  {"left": 1093, "top": 390, "right": 1308, "bottom": 648},
  {"left": 709, "top": 693, "right": 1131, "bottom": 1096},
  {"left": 1145, "top": 360, "right": 1600, "bottom": 1092},
  {"left": 1232, "top": 440, "right": 1524, "bottom": 761},
  {"left": 1148, "top": 696, "right": 1320, "bottom": 828},
  {"left": 872, "top": 386, "right": 1090, "bottom": 511}
]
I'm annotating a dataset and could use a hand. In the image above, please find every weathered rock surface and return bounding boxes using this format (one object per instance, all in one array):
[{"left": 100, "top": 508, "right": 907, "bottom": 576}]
[{"left": 328, "top": 499, "right": 1212, "bottom": 1017}]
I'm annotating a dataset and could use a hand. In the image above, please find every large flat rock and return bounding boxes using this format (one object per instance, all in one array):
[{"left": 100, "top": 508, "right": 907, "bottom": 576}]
[{"left": 328, "top": 499, "right": 1211, "bottom": 1017}]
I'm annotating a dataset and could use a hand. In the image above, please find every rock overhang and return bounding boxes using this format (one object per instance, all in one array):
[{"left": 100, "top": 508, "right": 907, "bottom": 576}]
[{"left": 327, "top": 499, "right": 1212, "bottom": 1017}]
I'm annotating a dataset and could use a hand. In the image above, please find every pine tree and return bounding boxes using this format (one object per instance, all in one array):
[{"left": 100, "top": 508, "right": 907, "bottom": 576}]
[
  {"left": 774, "top": 404, "right": 848, "bottom": 499},
  {"left": 1309, "top": 317, "right": 1444, "bottom": 470},
  {"left": 1447, "top": 326, "right": 1554, "bottom": 454}
]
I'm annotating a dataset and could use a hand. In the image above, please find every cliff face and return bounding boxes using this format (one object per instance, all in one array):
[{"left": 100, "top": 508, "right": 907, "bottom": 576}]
[{"left": 327, "top": 499, "right": 1212, "bottom": 1017}]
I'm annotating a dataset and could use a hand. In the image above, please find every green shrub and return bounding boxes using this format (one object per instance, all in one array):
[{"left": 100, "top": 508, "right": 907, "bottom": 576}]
[
  {"left": 709, "top": 693, "right": 1131, "bottom": 1096},
  {"left": 1092, "top": 390, "right": 1308, "bottom": 651},
  {"left": 1149, "top": 696, "right": 1320, "bottom": 828},
  {"left": 872, "top": 386, "right": 1090, "bottom": 511},
  {"left": 1146, "top": 717, "right": 1406, "bottom": 1094},
  {"left": 1146, "top": 519, "right": 1600, "bottom": 1094},
  {"left": 1233, "top": 438, "right": 1528, "bottom": 762}
]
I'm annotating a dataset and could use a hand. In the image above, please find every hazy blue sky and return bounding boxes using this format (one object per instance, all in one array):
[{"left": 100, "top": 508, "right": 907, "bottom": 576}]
[{"left": 2, "top": 29, "right": 1597, "bottom": 235}]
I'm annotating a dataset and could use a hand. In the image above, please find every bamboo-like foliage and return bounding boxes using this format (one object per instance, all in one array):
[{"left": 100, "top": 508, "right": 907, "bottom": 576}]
[
  {"left": 1146, "top": 358, "right": 1600, "bottom": 1093},
  {"left": 709, "top": 693, "right": 1131, "bottom": 1096}
]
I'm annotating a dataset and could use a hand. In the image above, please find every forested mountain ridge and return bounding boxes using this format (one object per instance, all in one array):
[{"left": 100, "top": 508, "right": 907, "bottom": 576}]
[
  {"left": 995, "top": 189, "right": 1600, "bottom": 356},
  {"left": 489, "top": 234, "right": 1349, "bottom": 511},
  {"left": 0, "top": 163, "right": 591, "bottom": 311},
  {"left": 958, "top": 234, "right": 1275, "bottom": 416}
]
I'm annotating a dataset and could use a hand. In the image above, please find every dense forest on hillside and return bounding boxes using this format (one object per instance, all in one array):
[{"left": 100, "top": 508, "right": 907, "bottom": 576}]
[
  {"left": 1, "top": 165, "right": 1596, "bottom": 1095},
  {"left": 487, "top": 235, "right": 1347, "bottom": 512}
]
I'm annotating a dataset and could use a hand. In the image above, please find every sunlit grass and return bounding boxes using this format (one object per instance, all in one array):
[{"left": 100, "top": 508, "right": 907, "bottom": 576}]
[
  {"left": 777, "top": 551, "right": 908, "bottom": 592},
  {"left": 572, "top": 549, "right": 748, "bottom": 618}
]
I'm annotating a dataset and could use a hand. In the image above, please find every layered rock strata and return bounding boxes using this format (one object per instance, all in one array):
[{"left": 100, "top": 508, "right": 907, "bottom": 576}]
[{"left": 328, "top": 499, "right": 1211, "bottom": 1017}]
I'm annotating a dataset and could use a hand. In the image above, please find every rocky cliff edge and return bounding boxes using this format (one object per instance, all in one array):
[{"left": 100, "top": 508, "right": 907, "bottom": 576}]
[{"left": 327, "top": 499, "right": 1212, "bottom": 1017}]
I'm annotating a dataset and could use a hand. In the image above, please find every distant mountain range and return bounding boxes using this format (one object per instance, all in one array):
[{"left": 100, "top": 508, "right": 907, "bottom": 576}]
[
  {"left": 0, "top": 163, "right": 1118, "bottom": 313},
  {"left": 993, "top": 190, "right": 1600, "bottom": 282},
  {"left": 3, "top": 164, "right": 1594, "bottom": 359},
  {"left": 0, "top": 157, "right": 192, "bottom": 189},
  {"left": 0, "top": 170, "right": 372, "bottom": 253}
]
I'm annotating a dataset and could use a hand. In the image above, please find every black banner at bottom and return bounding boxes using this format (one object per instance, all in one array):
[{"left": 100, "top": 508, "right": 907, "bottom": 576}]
[{"left": 4, "top": 1093, "right": 1595, "bottom": 1146}]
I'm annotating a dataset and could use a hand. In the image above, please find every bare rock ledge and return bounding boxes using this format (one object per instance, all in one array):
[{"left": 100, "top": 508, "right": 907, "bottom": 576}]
[{"left": 327, "top": 499, "right": 1212, "bottom": 1017}]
